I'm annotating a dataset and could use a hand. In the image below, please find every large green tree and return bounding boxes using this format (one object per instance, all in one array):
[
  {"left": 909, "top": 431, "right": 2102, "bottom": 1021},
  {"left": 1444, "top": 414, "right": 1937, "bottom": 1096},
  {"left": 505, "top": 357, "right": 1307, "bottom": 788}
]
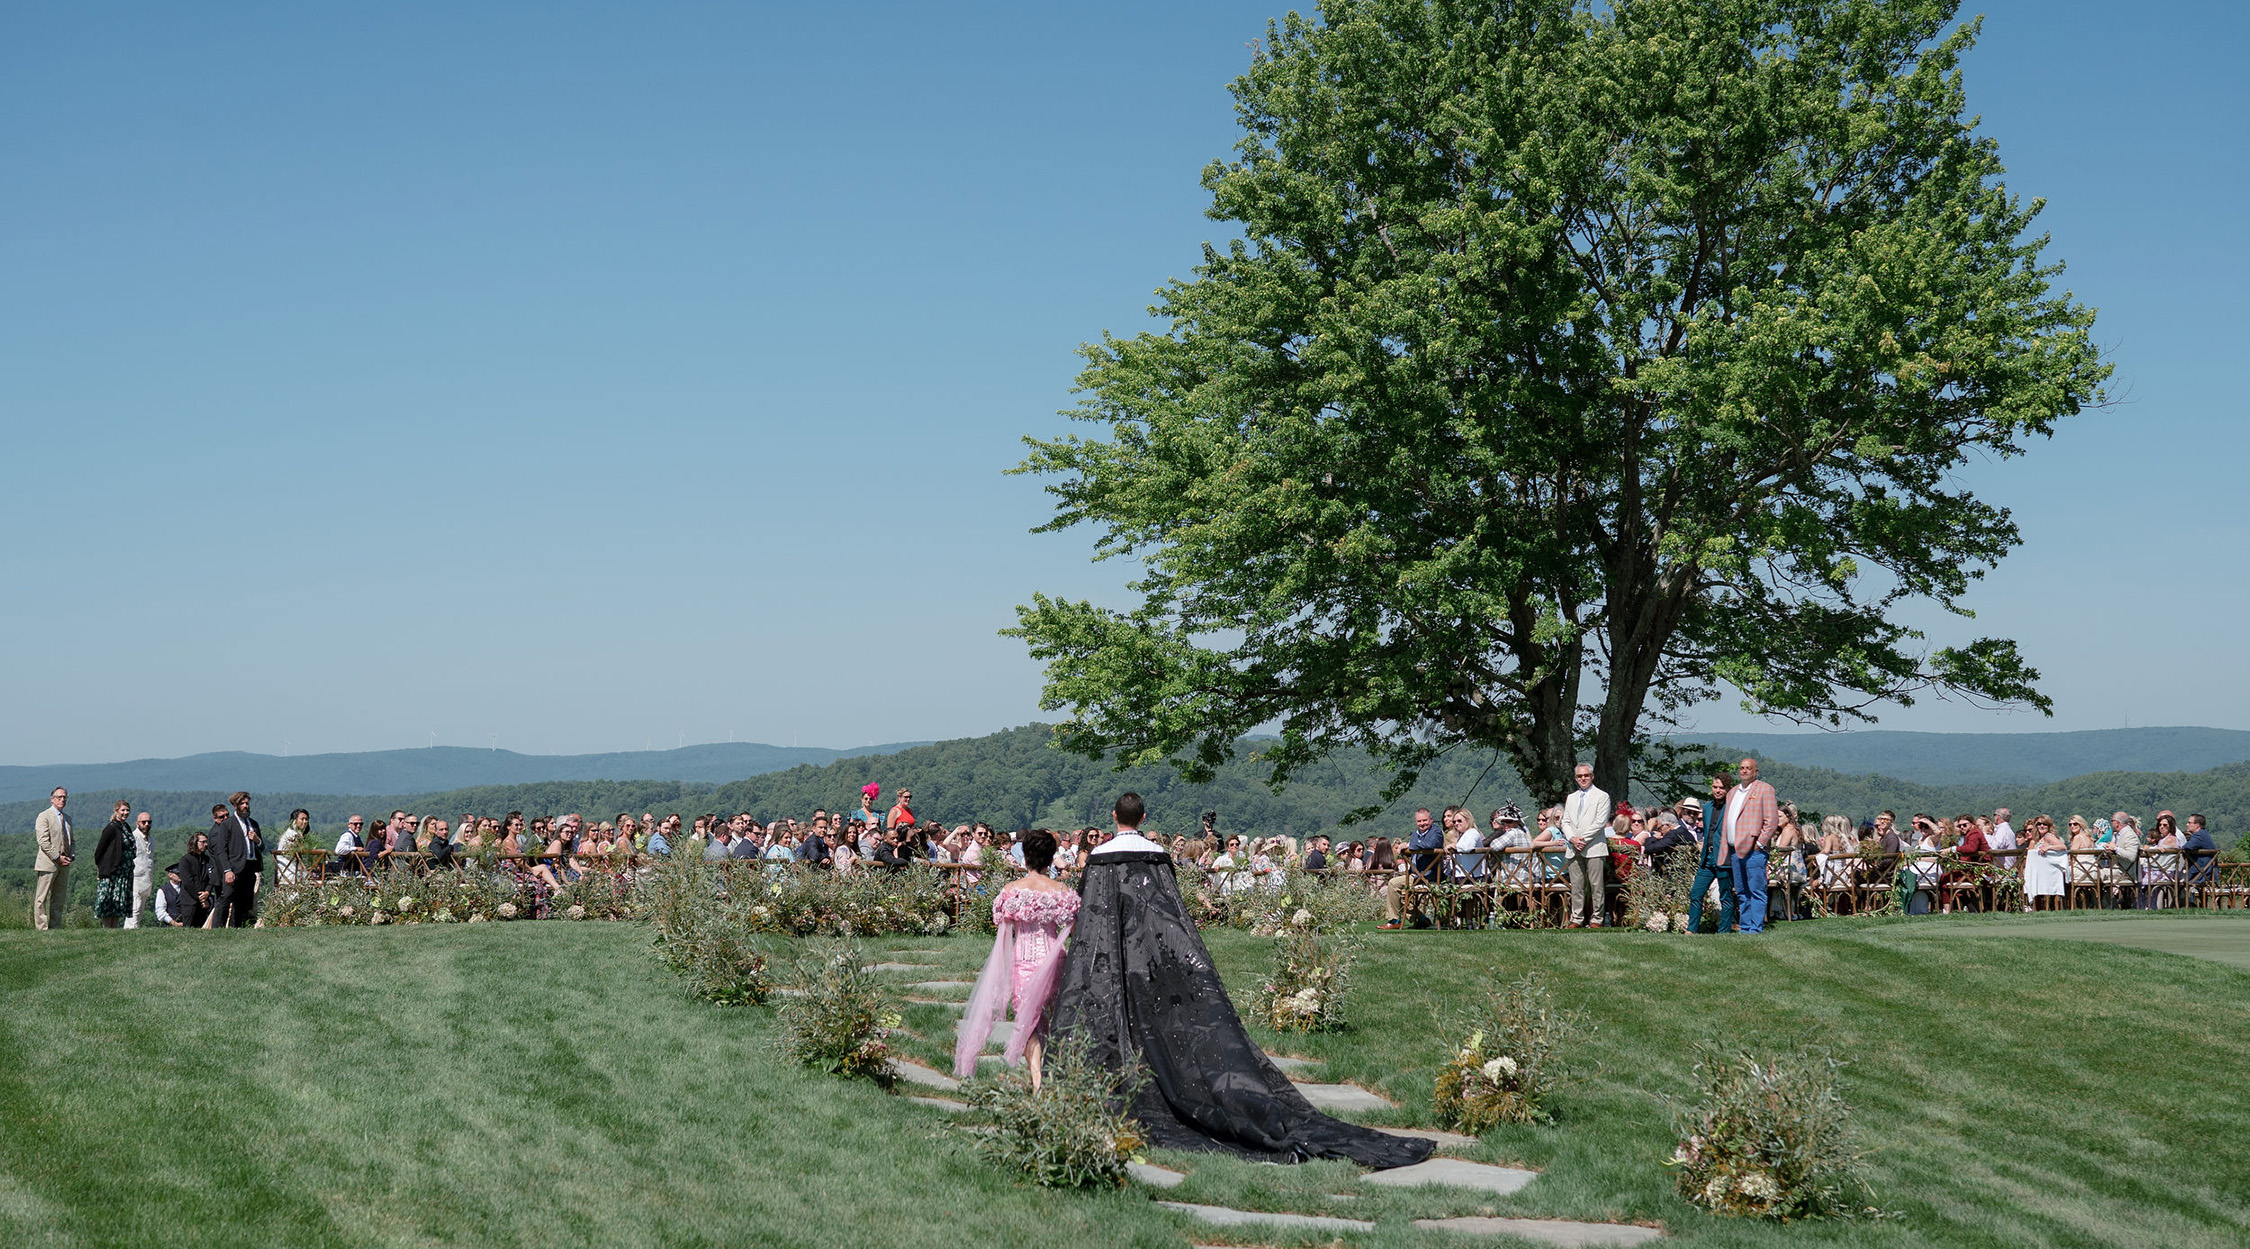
[{"left": 1008, "top": 0, "right": 2109, "bottom": 810}]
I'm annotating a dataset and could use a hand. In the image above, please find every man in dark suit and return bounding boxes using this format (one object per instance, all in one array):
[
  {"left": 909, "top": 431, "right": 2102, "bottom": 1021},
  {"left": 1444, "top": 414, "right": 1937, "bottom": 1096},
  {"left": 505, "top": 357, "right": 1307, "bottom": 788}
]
[
  {"left": 1687, "top": 774, "right": 1737, "bottom": 934},
  {"left": 210, "top": 792, "right": 264, "bottom": 927}
]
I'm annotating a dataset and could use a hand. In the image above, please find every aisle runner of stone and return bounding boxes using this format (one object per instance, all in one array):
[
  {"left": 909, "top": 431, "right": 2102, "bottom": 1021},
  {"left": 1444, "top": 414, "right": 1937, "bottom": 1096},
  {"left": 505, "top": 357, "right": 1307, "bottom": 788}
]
[{"left": 887, "top": 1042, "right": 1665, "bottom": 1244}]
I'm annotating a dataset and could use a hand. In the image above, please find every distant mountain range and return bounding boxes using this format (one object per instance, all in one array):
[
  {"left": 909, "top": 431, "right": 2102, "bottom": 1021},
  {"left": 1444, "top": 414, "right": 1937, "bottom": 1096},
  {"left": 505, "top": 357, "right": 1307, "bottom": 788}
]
[
  {"left": 0, "top": 741, "right": 926, "bottom": 805},
  {"left": 1683, "top": 726, "right": 2250, "bottom": 786}
]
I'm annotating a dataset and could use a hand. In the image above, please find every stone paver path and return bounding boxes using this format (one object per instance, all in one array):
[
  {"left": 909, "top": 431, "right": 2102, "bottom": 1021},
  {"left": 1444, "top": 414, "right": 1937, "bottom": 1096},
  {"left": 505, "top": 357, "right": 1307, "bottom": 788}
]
[
  {"left": 867, "top": 963, "right": 936, "bottom": 972},
  {"left": 1413, "top": 1217, "right": 1662, "bottom": 1245},
  {"left": 1264, "top": 1052, "right": 1316, "bottom": 1071},
  {"left": 909, "top": 980, "right": 974, "bottom": 991},
  {"left": 905, "top": 997, "right": 967, "bottom": 1009},
  {"left": 1376, "top": 1126, "right": 1480, "bottom": 1149},
  {"left": 1362, "top": 1158, "right": 1537, "bottom": 1196},
  {"left": 889, "top": 1061, "right": 961, "bottom": 1092},
  {"left": 1126, "top": 1162, "right": 1186, "bottom": 1189},
  {"left": 1158, "top": 1202, "right": 1372, "bottom": 1233},
  {"left": 1292, "top": 1082, "right": 1395, "bottom": 1113}
]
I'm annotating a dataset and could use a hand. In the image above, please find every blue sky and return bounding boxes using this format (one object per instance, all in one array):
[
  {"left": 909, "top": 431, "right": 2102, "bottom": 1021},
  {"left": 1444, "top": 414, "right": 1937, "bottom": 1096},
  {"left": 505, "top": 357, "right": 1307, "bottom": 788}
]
[{"left": 2, "top": 1, "right": 2243, "bottom": 765}]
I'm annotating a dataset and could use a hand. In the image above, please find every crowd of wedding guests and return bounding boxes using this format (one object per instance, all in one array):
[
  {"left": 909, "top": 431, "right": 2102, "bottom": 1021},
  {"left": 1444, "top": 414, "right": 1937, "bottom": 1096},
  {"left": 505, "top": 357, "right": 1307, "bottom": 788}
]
[{"left": 28, "top": 768, "right": 2229, "bottom": 933}]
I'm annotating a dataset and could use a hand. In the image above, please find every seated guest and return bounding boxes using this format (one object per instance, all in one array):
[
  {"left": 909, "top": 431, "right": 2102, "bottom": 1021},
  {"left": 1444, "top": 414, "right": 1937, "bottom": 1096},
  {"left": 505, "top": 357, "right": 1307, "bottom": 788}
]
[
  {"left": 2023, "top": 816, "right": 2068, "bottom": 910},
  {"left": 175, "top": 833, "right": 217, "bottom": 928},
  {"left": 729, "top": 827, "right": 761, "bottom": 861},
  {"left": 1815, "top": 815, "right": 1859, "bottom": 888},
  {"left": 1302, "top": 834, "right": 1331, "bottom": 873},
  {"left": 2140, "top": 812, "right": 2183, "bottom": 908},
  {"left": 152, "top": 863, "right": 191, "bottom": 927},
  {"left": 2184, "top": 814, "right": 2219, "bottom": 884},
  {"left": 1486, "top": 805, "right": 1535, "bottom": 893},
  {"left": 1905, "top": 818, "right": 1944, "bottom": 915},
  {"left": 2101, "top": 812, "right": 2142, "bottom": 905},
  {"left": 1640, "top": 809, "right": 1696, "bottom": 873}
]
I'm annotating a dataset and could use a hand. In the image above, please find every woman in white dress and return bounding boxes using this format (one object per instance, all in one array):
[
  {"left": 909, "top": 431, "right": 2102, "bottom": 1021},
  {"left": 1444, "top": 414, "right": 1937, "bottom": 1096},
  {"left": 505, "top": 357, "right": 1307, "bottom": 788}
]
[
  {"left": 1816, "top": 815, "right": 1859, "bottom": 889},
  {"left": 2023, "top": 815, "right": 2068, "bottom": 909}
]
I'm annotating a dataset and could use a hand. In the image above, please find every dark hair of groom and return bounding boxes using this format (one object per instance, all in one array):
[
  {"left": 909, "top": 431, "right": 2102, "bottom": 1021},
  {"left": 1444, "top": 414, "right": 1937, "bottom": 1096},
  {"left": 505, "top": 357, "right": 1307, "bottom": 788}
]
[{"left": 1114, "top": 792, "right": 1146, "bottom": 828}]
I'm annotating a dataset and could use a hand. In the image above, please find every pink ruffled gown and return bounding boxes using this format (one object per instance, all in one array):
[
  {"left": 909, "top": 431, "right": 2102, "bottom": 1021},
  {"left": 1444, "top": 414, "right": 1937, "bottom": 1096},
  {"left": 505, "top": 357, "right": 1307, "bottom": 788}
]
[{"left": 954, "top": 885, "right": 1080, "bottom": 1078}]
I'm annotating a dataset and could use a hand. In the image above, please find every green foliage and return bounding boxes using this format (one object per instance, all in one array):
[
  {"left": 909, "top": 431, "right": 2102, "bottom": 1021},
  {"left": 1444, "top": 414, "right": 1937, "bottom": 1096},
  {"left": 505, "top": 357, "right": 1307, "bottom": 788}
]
[
  {"left": 1009, "top": 0, "right": 2109, "bottom": 812},
  {"left": 1178, "top": 865, "right": 1384, "bottom": 933},
  {"left": 1433, "top": 972, "right": 1585, "bottom": 1130},
  {"left": 1249, "top": 910, "right": 1361, "bottom": 1032},
  {"left": 964, "top": 1035, "right": 1147, "bottom": 1189},
  {"left": 260, "top": 864, "right": 529, "bottom": 927},
  {"left": 1623, "top": 853, "right": 1700, "bottom": 933},
  {"left": 655, "top": 917, "right": 772, "bottom": 1008},
  {"left": 775, "top": 941, "right": 901, "bottom": 1085},
  {"left": 730, "top": 866, "right": 955, "bottom": 939},
  {"left": 1668, "top": 1046, "right": 1880, "bottom": 1221}
]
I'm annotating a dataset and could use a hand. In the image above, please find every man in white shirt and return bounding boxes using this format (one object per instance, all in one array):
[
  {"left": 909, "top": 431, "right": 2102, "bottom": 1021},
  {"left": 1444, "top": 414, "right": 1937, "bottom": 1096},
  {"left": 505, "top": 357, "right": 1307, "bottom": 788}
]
[
  {"left": 125, "top": 811, "right": 156, "bottom": 928},
  {"left": 1560, "top": 763, "right": 1612, "bottom": 928}
]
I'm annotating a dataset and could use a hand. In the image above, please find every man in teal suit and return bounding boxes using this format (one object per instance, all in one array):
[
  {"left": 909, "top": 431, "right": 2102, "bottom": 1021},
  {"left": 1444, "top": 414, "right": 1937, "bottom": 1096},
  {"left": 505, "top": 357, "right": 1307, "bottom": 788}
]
[{"left": 1687, "top": 773, "right": 1736, "bottom": 934}]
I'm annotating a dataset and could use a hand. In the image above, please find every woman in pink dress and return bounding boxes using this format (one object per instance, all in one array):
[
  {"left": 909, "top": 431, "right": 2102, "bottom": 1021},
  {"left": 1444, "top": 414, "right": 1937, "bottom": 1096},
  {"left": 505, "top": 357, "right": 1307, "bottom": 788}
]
[{"left": 955, "top": 829, "right": 1079, "bottom": 1089}]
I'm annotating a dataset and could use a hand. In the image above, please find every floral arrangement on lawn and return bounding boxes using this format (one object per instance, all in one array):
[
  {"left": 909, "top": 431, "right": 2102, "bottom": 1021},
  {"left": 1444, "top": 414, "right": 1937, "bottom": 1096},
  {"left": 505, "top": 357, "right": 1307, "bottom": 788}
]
[
  {"left": 1666, "top": 1046, "right": 1880, "bottom": 1221},
  {"left": 259, "top": 864, "right": 536, "bottom": 927},
  {"left": 1431, "top": 971, "right": 1584, "bottom": 1130},
  {"left": 1622, "top": 852, "right": 1697, "bottom": 933},
  {"left": 966, "top": 1035, "right": 1147, "bottom": 1188},
  {"left": 1248, "top": 907, "right": 1360, "bottom": 1032},
  {"left": 775, "top": 941, "right": 901, "bottom": 1085}
]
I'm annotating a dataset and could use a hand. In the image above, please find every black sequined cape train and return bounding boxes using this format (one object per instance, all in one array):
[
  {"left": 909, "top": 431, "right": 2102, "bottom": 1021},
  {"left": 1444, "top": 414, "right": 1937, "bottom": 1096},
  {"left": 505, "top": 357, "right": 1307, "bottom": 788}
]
[{"left": 1047, "top": 849, "right": 1434, "bottom": 1169}]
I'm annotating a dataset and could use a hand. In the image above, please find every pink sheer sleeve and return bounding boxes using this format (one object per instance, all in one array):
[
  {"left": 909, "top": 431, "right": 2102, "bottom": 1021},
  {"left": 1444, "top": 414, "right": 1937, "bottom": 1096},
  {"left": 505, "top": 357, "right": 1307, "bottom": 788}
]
[{"left": 954, "top": 917, "right": 1015, "bottom": 1079}]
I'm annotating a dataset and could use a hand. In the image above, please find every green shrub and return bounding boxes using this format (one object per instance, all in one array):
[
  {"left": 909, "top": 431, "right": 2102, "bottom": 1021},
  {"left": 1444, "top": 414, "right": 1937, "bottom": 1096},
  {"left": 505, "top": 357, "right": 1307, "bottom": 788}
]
[
  {"left": 775, "top": 941, "right": 900, "bottom": 1084},
  {"left": 1667, "top": 1046, "right": 1877, "bottom": 1221},
  {"left": 966, "top": 1035, "right": 1146, "bottom": 1188},
  {"left": 1248, "top": 909, "right": 1360, "bottom": 1032},
  {"left": 655, "top": 909, "right": 772, "bottom": 1007},
  {"left": 547, "top": 868, "right": 642, "bottom": 922},
  {"left": 259, "top": 864, "right": 527, "bottom": 927},
  {"left": 1622, "top": 853, "right": 1698, "bottom": 933},
  {"left": 1431, "top": 971, "right": 1584, "bottom": 1131},
  {"left": 724, "top": 865, "right": 954, "bottom": 938},
  {"left": 1178, "top": 866, "right": 1382, "bottom": 933}
]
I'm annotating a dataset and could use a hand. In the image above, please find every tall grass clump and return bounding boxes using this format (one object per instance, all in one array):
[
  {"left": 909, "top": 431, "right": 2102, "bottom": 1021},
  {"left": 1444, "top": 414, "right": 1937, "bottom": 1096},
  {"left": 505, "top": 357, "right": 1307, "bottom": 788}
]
[
  {"left": 1431, "top": 971, "right": 1585, "bottom": 1130},
  {"left": 966, "top": 1036, "right": 1146, "bottom": 1188},
  {"left": 1667, "top": 1046, "right": 1878, "bottom": 1221},
  {"left": 650, "top": 859, "right": 771, "bottom": 1007},
  {"left": 776, "top": 941, "right": 900, "bottom": 1085}
]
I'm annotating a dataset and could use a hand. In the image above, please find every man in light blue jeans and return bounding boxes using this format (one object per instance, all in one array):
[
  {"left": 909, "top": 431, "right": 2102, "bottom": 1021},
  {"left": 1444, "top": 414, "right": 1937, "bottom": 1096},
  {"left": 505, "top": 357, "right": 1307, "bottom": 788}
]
[{"left": 1717, "top": 757, "right": 1779, "bottom": 934}]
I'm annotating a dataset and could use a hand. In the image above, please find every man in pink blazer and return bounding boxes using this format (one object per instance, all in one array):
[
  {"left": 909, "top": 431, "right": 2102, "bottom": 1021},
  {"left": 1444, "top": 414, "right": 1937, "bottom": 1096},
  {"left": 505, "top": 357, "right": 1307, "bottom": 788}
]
[{"left": 1716, "top": 758, "right": 1780, "bottom": 932}]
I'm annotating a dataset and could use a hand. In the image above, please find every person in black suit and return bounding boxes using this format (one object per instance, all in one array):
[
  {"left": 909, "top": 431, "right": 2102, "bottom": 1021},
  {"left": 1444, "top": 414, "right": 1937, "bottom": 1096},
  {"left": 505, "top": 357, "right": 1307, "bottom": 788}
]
[
  {"left": 175, "top": 832, "right": 217, "bottom": 928},
  {"left": 209, "top": 792, "right": 264, "bottom": 927}
]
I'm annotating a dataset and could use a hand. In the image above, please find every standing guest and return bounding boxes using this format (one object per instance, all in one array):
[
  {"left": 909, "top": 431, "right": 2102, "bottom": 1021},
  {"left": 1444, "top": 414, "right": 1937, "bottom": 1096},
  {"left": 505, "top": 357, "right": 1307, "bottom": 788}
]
[
  {"left": 176, "top": 832, "right": 217, "bottom": 928},
  {"left": 888, "top": 788, "right": 917, "bottom": 832},
  {"left": 32, "top": 788, "right": 74, "bottom": 930},
  {"left": 1990, "top": 808, "right": 2018, "bottom": 865},
  {"left": 1559, "top": 763, "right": 1612, "bottom": 929},
  {"left": 274, "top": 808, "right": 314, "bottom": 886},
  {"left": 93, "top": 801, "right": 137, "bottom": 928},
  {"left": 857, "top": 783, "right": 884, "bottom": 830},
  {"left": 1717, "top": 758, "right": 1780, "bottom": 934},
  {"left": 152, "top": 862, "right": 190, "bottom": 927},
  {"left": 1687, "top": 779, "right": 1735, "bottom": 935},
  {"left": 125, "top": 811, "right": 156, "bottom": 928},
  {"left": 2023, "top": 815, "right": 2068, "bottom": 909},
  {"left": 208, "top": 796, "right": 264, "bottom": 927}
]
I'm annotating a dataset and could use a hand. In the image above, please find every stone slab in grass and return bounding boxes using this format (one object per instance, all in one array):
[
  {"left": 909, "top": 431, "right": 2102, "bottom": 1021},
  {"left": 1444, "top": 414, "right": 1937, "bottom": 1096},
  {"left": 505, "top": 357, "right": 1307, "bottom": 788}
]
[
  {"left": 1157, "top": 1202, "right": 1373, "bottom": 1233},
  {"left": 890, "top": 1061, "right": 961, "bottom": 1092},
  {"left": 906, "top": 1096, "right": 970, "bottom": 1114},
  {"left": 1291, "top": 1082, "right": 1395, "bottom": 1112},
  {"left": 905, "top": 997, "right": 967, "bottom": 1009},
  {"left": 1362, "top": 1158, "right": 1537, "bottom": 1195},
  {"left": 1413, "top": 1216, "right": 1663, "bottom": 1245},
  {"left": 1126, "top": 1162, "right": 1186, "bottom": 1189},
  {"left": 1264, "top": 1053, "right": 1316, "bottom": 1071},
  {"left": 867, "top": 963, "right": 937, "bottom": 972},
  {"left": 909, "top": 980, "right": 974, "bottom": 990},
  {"left": 1376, "top": 1126, "right": 1480, "bottom": 1149}
]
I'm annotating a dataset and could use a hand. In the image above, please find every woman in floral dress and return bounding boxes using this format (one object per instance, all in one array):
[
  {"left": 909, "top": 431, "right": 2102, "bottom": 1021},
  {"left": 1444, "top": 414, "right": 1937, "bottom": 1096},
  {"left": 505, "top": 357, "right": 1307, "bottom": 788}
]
[{"left": 955, "top": 829, "right": 1079, "bottom": 1089}]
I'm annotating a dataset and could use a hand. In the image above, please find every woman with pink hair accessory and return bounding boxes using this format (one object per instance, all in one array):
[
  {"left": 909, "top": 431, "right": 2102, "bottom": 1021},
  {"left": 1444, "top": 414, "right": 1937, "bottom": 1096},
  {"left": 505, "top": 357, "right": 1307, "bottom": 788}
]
[
  {"left": 955, "top": 828, "right": 1077, "bottom": 1088},
  {"left": 857, "top": 783, "right": 882, "bottom": 829}
]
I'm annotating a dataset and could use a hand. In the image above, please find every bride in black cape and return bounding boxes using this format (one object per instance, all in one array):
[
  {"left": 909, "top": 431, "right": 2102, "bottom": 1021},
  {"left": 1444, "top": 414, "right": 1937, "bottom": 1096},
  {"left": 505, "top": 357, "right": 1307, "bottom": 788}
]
[{"left": 1046, "top": 794, "right": 1433, "bottom": 1170}]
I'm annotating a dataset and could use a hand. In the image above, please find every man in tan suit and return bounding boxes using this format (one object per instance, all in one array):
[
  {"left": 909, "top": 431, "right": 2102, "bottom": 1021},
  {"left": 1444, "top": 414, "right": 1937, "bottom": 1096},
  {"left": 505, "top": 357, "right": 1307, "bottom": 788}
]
[{"left": 33, "top": 787, "right": 75, "bottom": 930}]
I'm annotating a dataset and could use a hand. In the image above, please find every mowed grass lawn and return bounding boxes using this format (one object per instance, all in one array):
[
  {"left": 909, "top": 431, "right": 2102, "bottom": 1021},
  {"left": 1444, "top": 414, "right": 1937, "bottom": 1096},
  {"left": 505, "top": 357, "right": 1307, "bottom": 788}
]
[{"left": 4, "top": 913, "right": 2249, "bottom": 1249}]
